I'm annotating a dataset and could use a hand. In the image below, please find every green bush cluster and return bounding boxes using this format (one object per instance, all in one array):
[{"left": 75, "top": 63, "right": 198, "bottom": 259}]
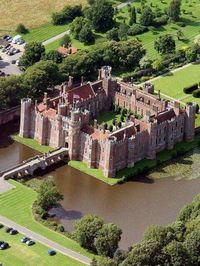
[{"left": 183, "top": 83, "right": 198, "bottom": 94}]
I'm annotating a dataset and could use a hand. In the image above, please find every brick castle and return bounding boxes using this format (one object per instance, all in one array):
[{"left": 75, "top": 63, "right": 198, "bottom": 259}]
[{"left": 20, "top": 66, "right": 196, "bottom": 177}]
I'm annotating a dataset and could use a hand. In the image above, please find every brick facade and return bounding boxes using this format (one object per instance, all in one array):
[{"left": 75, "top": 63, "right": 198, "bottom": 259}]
[{"left": 19, "top": 66, "right": 196, "bottom": 178}]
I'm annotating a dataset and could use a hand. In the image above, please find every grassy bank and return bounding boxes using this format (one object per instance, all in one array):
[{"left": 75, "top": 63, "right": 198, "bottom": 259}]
[
  {"left": 12, "top": 134, "right": 53, "bottom": 153},
  {"left": 68, "top": 161, "right": 120, "bottom": 185},
  {"left": 0, "top": 180, "right": 95, "bottom": 261},
  {"left": 70, "top": 133, "right": 200, "bottom": 185},
  {"left": 0, "top": 226, "right": 82, "bottom": 266}
]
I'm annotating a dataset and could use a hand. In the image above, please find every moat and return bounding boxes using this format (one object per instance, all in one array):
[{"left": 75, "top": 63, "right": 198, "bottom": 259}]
[{"left": 1, "top": 121, "right": 200, "bottom": 249}]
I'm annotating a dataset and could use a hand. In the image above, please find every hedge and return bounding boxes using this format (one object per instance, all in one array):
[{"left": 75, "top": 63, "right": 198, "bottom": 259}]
[
  {"left": 183, "top": 83, "right": 198, "bottom": 94},
  {"left": 192, "top": 89, "right": 200, "bottom": 98}
]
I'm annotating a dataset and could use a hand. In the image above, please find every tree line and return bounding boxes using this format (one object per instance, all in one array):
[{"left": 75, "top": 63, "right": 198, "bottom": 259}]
[{"left": 0, "top": 38, "right": 145, "bottom": 110}]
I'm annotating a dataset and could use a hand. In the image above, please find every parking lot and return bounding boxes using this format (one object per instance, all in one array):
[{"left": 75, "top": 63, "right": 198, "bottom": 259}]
[{"left": 0, "top": 36, "right": 25, "bottom": 76}]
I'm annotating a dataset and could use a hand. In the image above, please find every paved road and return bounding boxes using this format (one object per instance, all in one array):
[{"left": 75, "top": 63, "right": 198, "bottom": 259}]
[
  {"left": 0, "top": 215, "right": 91, "bottom": 265},
  {"left": 117, "top": 0, "right": 134, "bottom": 9},
  {"left": 0, "top": 179, "right": 15, "bottom": 193},
  {"left": 43, "top": 30, "right": 70, "bottom": 46}
]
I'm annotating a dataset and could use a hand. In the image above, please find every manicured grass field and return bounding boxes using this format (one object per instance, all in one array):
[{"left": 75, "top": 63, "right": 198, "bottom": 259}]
[
  {"left": 151, "top": 63, "right": 200, "bottom": 127},
  {"left": 13, "top": 24, "right": 69, "bottom": 44},
  {"left": 0, "top": 180, "right": 95, "bottom": 260},
  {"left": 152, "top": 63, "right": 200, "bottom": 100},
  {"left": 117, "top": 0, "right": 200, "bottom": 59},
  {"left": 12, "top": 134, "right": 53, "bottom": 153},
  {"left": 0, "top": 228, "right": 80, "bottom": 266},
  {"left": 0, "top": 0, "right": 86, "bottom": 31}
]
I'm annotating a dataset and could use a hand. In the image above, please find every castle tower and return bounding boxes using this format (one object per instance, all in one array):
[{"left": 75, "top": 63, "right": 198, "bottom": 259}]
[
  {"left": 185, "top": 102, "right": 196, "bottom": 142},
  {"left": 37, "top": 114, "right": 48, "bottom": 145},
  {"left": 146, "top": 118, "right": 157, "bottom": 159},
  {"left": 19, "top": 98, "right": 32, "bottom": 138},
  {"left": 99, "top": 66, "right": 114, "bottom": 109},
  {"left": 68, "top": 108, "right": 81, "bottom": 160},
  {"left": 103, "top": 137, "right": 116, "bottom": 177},
  {"left": 54, "top": 115, "right": 65, "bottom": 147}
]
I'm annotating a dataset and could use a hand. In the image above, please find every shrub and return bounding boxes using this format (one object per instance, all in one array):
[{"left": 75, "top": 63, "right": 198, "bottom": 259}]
[
  {"left": 109, "top": 125, "right": 113, "bottom": 132},
  {"left": 176, "top": 21, "right": 186, "bottom": 27},
  {"left": 16, "top": 23, "right": 29, "bottom": 34},
  {"left": 153, "top": 15, "right": 168, "bottom": 26},
  {"left": 183, "top": 84, "right": 198, "bottom": 94},
  {"left": 57, "top": 224, "right": 65, "bottom": 232},
  {"left": 128, "top": 24, "right": 148, "bottom": 36},
  {"left": 192, "top": 89, "right": 200, "bottom": 98}
]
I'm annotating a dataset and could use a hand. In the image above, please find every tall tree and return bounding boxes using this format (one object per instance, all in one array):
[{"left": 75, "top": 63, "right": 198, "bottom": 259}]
[
  {"left": 37, "top": 179, "right": 63, "bottom": 211},
  {"left": 88, "top": 0, "right": 114, "bottom": 32},
  {"left": 140, "top": 6, "right": 154, "bottom": 26},
  {"left": 129, "top": 6, "right": 136, "bottom": 25},
  {"left": 168, "top": 0, "right": 181, "bottom": 22},
  {"left": 19, "top": 42, "right": 45, "bottom": 68},
  {"left": 154, "top": 34, "right": 176, "bottom": 54},
  {"left": 94, "top": 223, "right": 122, "bottom": 258},
  {"left": 73, "top": 215, "right": 104, "bottom": 252}
]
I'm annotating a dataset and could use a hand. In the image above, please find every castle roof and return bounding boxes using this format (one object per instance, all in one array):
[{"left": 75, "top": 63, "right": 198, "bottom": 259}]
[
  {"left": 111, "top": 125, "right": 136, "bottom": 141},
  {"left": 157, "top": 109, "right": 176, "bottom": 123},
  {"left": 42, "top": 108, "right": 57, "bottom": 120},
  {"left": 82, "top": 125, "right": 108, "bottom": 141},
  {"left": 67, "top": 83, "right": 95, "bottom": 104}
]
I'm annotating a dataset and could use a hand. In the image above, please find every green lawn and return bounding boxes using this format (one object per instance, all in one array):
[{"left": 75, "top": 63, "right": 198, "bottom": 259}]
[
  {"left": 0, "top": 180, "right": 95, "bottom": 261},
  {"left": 152, "top": 63, "right": 200, "bottom": 100},
  {"left": 96, "top": 111, "right": 121, "bottom": 126},
  {"left": 13, "top": 23, "right": 69, "bottom": 43},
  {"left": 12, "top": 134, "right": 53, "bottom": 153},
  {"left": 68, "top": 161, "right": 120, "bottom": 185},
  {"left": 0, "top": 228, "right": 81, "bottom": 266},
  {"left": 117, "top": 0, "right": 200, "bottom": 59},
  {"left": 151, "top": 63, "right": 200, "bottom": 127}
]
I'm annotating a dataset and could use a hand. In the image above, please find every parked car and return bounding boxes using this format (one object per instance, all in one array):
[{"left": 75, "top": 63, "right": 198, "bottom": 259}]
[
  {"left": 3, "top": 35, "right": 9, "bottom": 40},
  {"left": 9, "top": 229, "right": 18, "bottom": 235},
  {"left": 16, "top": 60, "right": 20, "bottom": 66},
  {"left": 26, "top": 239, "right": 35, "bottom": 246},
  {"left": 48, "top": 249, "right": 56, "bottom": 256},
  {"left": 5, "top": 227, "right": 13, "bottom": 233},
  {"left": 21, "top": 236, "right": 30, "bottom": 243},
  {"left": 0, "top": 242, "right": 9, "bottom": 250},
  {"left": 11, "top": 60, "right": 16, "bottom": 64}
]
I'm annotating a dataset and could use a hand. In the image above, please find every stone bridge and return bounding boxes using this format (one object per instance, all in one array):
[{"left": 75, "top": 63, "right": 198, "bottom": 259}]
[{"left": 0, "top": 147, "right": 68, "bottom": 180}]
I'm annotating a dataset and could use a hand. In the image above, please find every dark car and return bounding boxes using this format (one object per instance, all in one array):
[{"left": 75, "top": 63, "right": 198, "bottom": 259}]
[
  {"left": 11, "top": 60, "right": 16, "bottom": 64},
  {"left": 21, "top": 236, "right": 30, "bottom": 243},
  {"left": 0, "top": 242, "right": 9, "bottom": 250},
  {"left": 48, "top": 249, "right": 56, "bottom": 256},
  {"left": 3, "top": 35, "right": 9, "bottom": 40},
  {"left": 5, "top": 227, "right": 13, "bottom": 233},
  {"left": 9, "top": 229, "right": 18, "bottom": 235}
]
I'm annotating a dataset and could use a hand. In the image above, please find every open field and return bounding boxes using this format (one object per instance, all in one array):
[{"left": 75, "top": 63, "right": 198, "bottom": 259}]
[
  {"left": 0, "top": 180, "right": 95, "bottom": 260},
  {"left": 117, "top": 0, "right": 200, "bottom": 59},
  {"left": 13, "top": 24, "right": 70, "bottom": 44},
  {"left": 151, "top": 62, "right": 200, "bottom": 127},
  {"left": 152, "top": 63, "right": 200, "bottom": 103},
  {"left": 0, "top": 0, "right": 87, "bottom": 31},
  {"left": 0, "top": 227, "right": 81, "bottom": 266}
]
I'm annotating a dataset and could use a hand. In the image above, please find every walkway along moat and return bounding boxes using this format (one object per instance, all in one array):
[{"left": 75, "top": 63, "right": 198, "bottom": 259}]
[{"left": 0, "top": 121, "right": 200, "bottom": 249}]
